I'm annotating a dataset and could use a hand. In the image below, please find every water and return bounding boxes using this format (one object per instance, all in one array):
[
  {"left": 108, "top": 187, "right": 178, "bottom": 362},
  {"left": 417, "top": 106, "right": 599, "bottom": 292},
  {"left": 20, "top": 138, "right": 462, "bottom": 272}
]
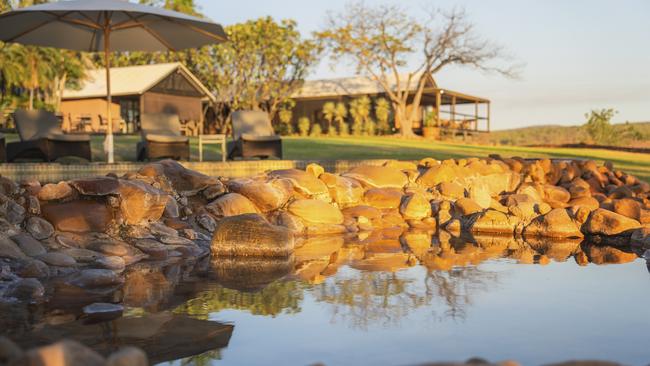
[{"left": 3, "top": 232, "right": 650, "bottom": 365}]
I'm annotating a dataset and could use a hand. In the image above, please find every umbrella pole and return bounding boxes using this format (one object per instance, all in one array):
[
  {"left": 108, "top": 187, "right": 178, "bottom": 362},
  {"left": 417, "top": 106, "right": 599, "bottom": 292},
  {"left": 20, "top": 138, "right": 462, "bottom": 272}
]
[{"left": 104, "top": 26, "right": 114, "bottom": 164}]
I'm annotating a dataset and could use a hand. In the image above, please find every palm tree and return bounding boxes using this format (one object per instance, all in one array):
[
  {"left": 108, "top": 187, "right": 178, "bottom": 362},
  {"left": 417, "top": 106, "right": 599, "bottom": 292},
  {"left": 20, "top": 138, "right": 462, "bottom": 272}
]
[
  {"left": 322, "top": 101, "right": 336, "bottom": 135},
  {"left": 17, "top": 46, "right": 55, "bottom": 110},
  {"left": 375, "top": 97, "right": 391, "bottom": 135},
  {"left": 334, "top": 102, "right": 348, "bottom": 135}
]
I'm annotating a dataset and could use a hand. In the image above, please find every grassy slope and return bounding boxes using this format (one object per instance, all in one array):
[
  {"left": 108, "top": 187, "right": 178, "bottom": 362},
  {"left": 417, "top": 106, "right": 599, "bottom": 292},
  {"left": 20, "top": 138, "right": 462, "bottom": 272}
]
[{"left": 4, "top": 134, "right": 650, "bottom": 182}]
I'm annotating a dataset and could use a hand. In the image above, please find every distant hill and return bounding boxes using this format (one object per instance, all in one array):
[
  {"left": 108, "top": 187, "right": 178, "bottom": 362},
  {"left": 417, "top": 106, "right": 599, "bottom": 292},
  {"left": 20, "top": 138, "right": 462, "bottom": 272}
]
[{"left": 476, "top": 121, "right": 650, "bottom": 147}]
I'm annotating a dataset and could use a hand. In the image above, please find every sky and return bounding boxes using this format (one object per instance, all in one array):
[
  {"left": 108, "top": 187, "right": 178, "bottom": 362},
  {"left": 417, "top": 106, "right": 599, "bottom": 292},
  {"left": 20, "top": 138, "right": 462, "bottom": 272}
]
[{"left": 198, "top": 0, "right": 650, "bottom": 130}]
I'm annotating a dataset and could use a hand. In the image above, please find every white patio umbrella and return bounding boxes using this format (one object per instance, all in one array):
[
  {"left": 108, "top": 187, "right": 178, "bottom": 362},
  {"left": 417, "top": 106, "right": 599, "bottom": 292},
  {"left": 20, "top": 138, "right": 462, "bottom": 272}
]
[{"left": 0, "top": 0, "right": 226, "bottom": 163}]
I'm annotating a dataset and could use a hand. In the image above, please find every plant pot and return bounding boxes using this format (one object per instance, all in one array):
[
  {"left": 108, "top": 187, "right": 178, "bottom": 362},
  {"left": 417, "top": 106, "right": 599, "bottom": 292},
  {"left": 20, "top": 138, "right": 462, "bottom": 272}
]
[{"left": 422, "top": 126, "right": 440, "bottom": 140}]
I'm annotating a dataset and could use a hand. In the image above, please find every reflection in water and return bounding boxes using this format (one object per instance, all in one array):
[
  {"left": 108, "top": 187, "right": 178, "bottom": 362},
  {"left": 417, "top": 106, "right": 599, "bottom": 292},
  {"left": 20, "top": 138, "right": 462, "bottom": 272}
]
[{"left": 1, "top": 230, "right": 647, "bottom": 365}]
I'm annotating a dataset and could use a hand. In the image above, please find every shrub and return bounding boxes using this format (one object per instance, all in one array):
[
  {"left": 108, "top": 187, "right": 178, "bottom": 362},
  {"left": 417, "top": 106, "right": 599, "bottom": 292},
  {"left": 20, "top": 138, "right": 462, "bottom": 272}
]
[
  {"left": 298, "top": 117, "right": 311, "bottom": 137},
  {"left": 310, "top": 123, "right": 322, "bottom": 137},
  {"left": 584, "top": 109, "right": 616, "bottom": 144},
  {"left": 375, "top": 97, "right": 391, "bottom": 134},
  {"left": 339, "top": 122, "right": 349, "bottom": 136},
  {"left": 363, "top": 119, "right": 376, "bottom": 136}
]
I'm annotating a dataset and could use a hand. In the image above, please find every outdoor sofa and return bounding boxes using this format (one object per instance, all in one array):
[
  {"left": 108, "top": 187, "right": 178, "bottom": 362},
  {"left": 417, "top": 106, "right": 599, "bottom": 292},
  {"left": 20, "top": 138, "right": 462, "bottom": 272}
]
[
  {"left": 228, "top": 110, "right": 282, "bottom": 160},
  {"left": 137, "top": 113, "right": 190, "bottom": 161},
  {"left": 7, "top": 109, "right": 91, "bottom": 162}
]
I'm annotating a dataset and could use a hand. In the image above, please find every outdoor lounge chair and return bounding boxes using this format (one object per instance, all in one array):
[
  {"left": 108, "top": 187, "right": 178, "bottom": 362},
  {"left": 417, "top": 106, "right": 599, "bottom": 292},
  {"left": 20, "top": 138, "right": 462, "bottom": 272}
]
[
  {"left": 228, "top": 110, "right": 282, "bottom": 160},
  {"left": 137, "top": 113, "right": 190, "bottom": 161},
  {"left": 0, "top": 133, "right": 5, "bottom": 163},
  {"left": 7, "top": 109, "right": 91, "bottom": 162}
]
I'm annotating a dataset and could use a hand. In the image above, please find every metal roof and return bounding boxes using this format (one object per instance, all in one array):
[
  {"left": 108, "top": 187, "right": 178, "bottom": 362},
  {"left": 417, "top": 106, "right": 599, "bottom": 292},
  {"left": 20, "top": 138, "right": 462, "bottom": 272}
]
[{"left": 63, "top": 62, "right": 215, "bottom": 102}]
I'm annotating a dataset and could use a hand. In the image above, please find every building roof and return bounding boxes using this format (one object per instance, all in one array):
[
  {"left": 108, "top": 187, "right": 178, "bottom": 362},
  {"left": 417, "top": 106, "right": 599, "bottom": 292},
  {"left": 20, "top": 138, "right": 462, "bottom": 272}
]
[
  {"left": 293, "top": 74, "right": 489, "bottom": 104},
  {"left": 63, "top": 62, "right": 215, "bottom": 102},
  {"left": 293, "top": 74, "right": 433, "bottom": 99}
]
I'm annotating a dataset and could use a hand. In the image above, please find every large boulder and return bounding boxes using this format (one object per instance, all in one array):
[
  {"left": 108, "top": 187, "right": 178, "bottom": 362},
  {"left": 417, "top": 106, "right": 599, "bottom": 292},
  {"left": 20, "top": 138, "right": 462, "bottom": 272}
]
[
  {"left": 343, "top": 165, "right": 408, "bottom": 189},
  {"left": 523, "top": 208, "right": 584, "bottom": 238},
  {"left": 287, "top": 199, "right": 344, "bottom": 225},
  {"left": 25, "top": 217, "right": 54, "bottom": 240},
  {"left": 70, "top": 177, "right": 120, "bottom": 196},
  {"left": 584, "top": 208, "right": 641, "bottom": 236},
  {"left": 10, "top": 233, "right": 46, "bottom": 257},
  {"left": 399, "top": 193, "right": 432, "bottom": 220},
  {"left": 363, "top": 188, "right": 403, "bottom": 209},
  {"left": 268, "top": 169, "right": 330, "bottom": 200},
  {"left": 468, "top": 209, "right": 520, "bottom": 235},
  {"left": 454, "top": 198, "right": 484, "bottom": 216},
  {"left": 0, "top": 235, "right": 27, "bottom": 260},
  {"left": 206, "top": 193, "right": 259, "bottom": 218},
  {"left": 416, "top": 163, "right": 464, "bottom": 187},
  {"left": 227, "top": 179, "right": 292, "bottom": 212},
  {"left": 42, "top": 200, "right": 113, "bottom": 233},
  {"left": 117, "top": 180, "right": 169, "bottom": 225},
  {"left": 319, "top": 173, "right": 364, "bottom": 208},
  {"left": 37, "top": 181, "right": 74, "bottom": 201},
  {"left": 138, "top": 159, "right": 222, "bottom": 196},
  {"left": 211, "top": 213, "right": 294, "bottom": 257}
]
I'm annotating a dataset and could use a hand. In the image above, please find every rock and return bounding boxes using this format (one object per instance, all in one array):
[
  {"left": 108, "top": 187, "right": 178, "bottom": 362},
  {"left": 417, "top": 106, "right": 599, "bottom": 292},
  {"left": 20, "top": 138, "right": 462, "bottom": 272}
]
[
  {"left": 9, "top": 233, "right": 45, "bottom": 257},
  {"left": 69, "top": 269, "right": 124, "bottom": 288},
  {"left": 287, "top": 199, "right": 344, "bottom": 225},
  {"left": 27, "top": 195, "right": 40, "bottom": 215},
  {"left": 276, "top": 211, "right": 305, "bottom": 233},
  {"left": 106, "top": 347, "right": 148, "bottom": 366},
  {"left": 523, "top": 208, "right": 584, "bottom": 238},
  {"left": 319, "top": 173, "right": 364, "bottom": 208},
  {"left": 70, "top": 177, "right": 120, "bottom": 196},
  {"left": 584, "top": 208, "right": 641, "bottom": 236},
  {"left": 343, "top": 165, "right": 408, "bottom": 188},
  {"left": 93, "top": 256, "right": 126, "bottom": 271},
  {"left": 416, "top": 163, "right": 462, "bottom": 187},
  {"left": 586, "top": 246, "right": 637, "bottom": 265},
  {"left": 149, "top": 222, "right": 178, "bottom": 237},
  {"left": 37, "top": 181, "right": 73, "bottom": 201},
  {"left": 83, "top": 302, "right": 124, "bottom": 321},
  {"left": 228, "top": 179, "right": 292, "bottom": 212},
  {"left": 158, "top": 235, "right": 194, "bottom": 246},
  {"left": 19, "top": 340, "right": 105, "bottom": 366},
  {"left": 567, "top": 196, "right": 600, "bottom": 211},
  {"left": 138, "top": 159, "right": 222, "bottom": 196},
  {"left": 17, "top": 259, "right": 50, "bottom": 278},
  {"left": 202, "top": 183, "right": 226, "bottom": 201},
  {"left": 7, "top": 278, "right": 45, "bottom": 303},
  {"left": 60, "top": 248, "right": 104, "bottom": 263},
  {"left": 197, "top": 213, "right": 217, "bottom": 232},
  {"left": 0, "top": 336, "right": 23, "bottom": 364},
  {"left": 469, "top": 210, "right": 520, "bottom": 235},
  {"left": 613, "top": 198, "right": 650, "bottom": 223},
  {"left": 117, "top": 180, "right": 169, "bottom": 225},
  {"left": 163, "top": 198, "right": 180, "bottom": 218},
  {"left": 454, "top": 198, "right": 484, "bottom": 216},
  {"left": 437, "top": 182, "right": 465, "bottom": 199},
  {"left": 211, "top": 213, "right": 294, "bottom": 257},
  {"left": 543, "top": 184, "right": 571, "bottom": 203},
  {"left": 269, "top": 169, "right": 330, "bottom": 200},
  {"left": 0, "top": 194, "right": 26, "bottom": 224},
  {"left": 468, "top": 183, "right": 492, "bottom": 209},
  {"left": 305, "top": 163, "right": 325, "bottom": 177},
  {"left": 0, "top": 235, "right": 27, "bottom": 260},
  {"left": 363, "top": 188, "right": 403, "bottom": 209},
  {"left": 134, "top": 239, "right": 169, "bottom": 259},
  {"left": 399, "top": 193, "right": 432, "bottom": 220},
  {"left": 87, "top": 240, "right": 146, "bottom": 265},
  {"left": 206, "top": 193, "right": 259, "bottom": 218},
  {"left": 42, "top": 200, "right": 113, "bottom": 233},
  {"left": 38, "top": 252, "right": 77, "bottom": 267},
  {"left": 25, "top": 216, "right": 54, "bottom": 240}
]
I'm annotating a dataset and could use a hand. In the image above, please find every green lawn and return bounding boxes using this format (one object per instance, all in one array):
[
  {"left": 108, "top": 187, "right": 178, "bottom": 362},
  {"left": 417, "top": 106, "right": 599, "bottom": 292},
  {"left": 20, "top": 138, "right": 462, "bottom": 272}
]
[{"left": 4, "top": 134, "right": 650, "bottom": 181}]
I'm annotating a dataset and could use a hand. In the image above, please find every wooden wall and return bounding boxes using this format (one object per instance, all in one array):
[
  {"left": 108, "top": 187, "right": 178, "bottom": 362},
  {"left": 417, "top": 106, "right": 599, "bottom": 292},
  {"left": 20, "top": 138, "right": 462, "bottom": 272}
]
[{"left": 141, "top": 92, "right": 202, "bottom": 122}]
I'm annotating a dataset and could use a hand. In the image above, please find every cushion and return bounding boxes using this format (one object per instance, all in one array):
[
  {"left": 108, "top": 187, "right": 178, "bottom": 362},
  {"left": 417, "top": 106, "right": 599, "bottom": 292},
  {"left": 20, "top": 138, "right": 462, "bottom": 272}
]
[
  {"left": 47, "top": 133, "right": 90, "bottom": 142},
  {"left": 14, "top": 109, "right": 62, "bottom": 141},
  {"left": 145, "top": 134, "right": 189, "bottom": 143},
  {"left": 231, "top": 111, "right": 276, "bottom": 140},
  {"left": 241, "top": 134, "right": 281, "bottom": 142}
]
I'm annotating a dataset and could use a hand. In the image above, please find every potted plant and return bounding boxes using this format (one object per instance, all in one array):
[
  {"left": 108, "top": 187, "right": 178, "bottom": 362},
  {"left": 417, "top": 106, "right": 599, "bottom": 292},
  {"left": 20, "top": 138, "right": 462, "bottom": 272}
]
[{"left": 422, "top": 111, "right": 440, "bottom": 139}]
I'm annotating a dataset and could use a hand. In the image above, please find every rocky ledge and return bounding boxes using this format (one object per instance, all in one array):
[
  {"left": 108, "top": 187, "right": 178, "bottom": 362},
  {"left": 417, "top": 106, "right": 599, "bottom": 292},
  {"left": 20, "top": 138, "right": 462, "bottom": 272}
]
[{"left": 0, "top": 157, "right": 650, "bottom": 304}]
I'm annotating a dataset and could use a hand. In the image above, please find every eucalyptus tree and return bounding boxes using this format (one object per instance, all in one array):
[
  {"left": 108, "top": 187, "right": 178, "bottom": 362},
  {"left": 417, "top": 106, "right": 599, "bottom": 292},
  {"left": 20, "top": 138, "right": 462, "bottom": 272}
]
[{"left": 318, "top": 2, "right": 518, "bottom": 136}]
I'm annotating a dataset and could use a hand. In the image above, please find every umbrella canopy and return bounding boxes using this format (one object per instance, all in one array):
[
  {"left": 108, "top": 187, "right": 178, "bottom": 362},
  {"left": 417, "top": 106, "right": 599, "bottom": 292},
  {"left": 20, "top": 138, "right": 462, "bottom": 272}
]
[{"left": 0, "top": 0, "right": 227, "bottom": 163}]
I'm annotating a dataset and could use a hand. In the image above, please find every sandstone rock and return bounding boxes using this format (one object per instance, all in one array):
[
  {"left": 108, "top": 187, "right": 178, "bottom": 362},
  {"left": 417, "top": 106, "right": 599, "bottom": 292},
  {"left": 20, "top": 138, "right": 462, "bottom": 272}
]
[
  {"left": 469, "top": 210, "right": 520, "bottom": 235},
  {"left": 149, "top": 222, "right": 178, "bottom": 237},
  {"left": 42, "top": 200, "right": 113, "bottom": 233},
  {"left": 138, "top": 159, "right": 222, "bottom": 196},
  {"left": 7, "top": 278, "right": 45, "bottom": 302},
  {"left": 437, "top": 182, "right": 465, "bottom": 199},
  {"left": 523, "top": 208, "right": 584, "bottom": 238},
  {"left": 632, "top": 227, "right": 650, "bottom": 247},
  {"left": 93, "top": 256, "right": 126, "bottom": 271},
  {"left": 0, "top": 195, "right": 26, "bottom": 224},
  {"left": 87, "top": 240, "right": 146, "bottom": 265},
  {"left": 70, "top": 177, "right": 119, "bottom": 196},
  {"left": 38, "top": 252, "right": 77, "bottom": 267},
  {"left": 268, "top": 169, "right": 330, "bottom": 200},
  {"left": 585, "top": 245, "right": 637, "bottom": 265},
  {"left": 18, "top": 259, "right": 50, "bottom": 278},
  {"left": 37, "top": 181, "right": 73, "bottom": 201},
  {"left": 288, "top": 199, "right": 344, "bottom": 224},
  {"left": 202, "top": 184, "right": 226, "bottom": 201},
  {"left": 543, "top": 184, "right": 571, "bottom": 203},
  {"left": 305, "top": 163, "right": 325, "bottom": 177},
  {"left": 158, "top": 235, "right": 194, "bottom": 246},
  {"left": 197, "top": 213, "right": 217, "bottom": 232},
  {"left": 163, "top": 198, "right": 180, "bottom": 218},
  {"left": 25, "top": 216, "right": 54, "bottom": 240},
  {"left": 211, "top": 213, "right": 294, "bottom": 257},
  {"left": 343, "top": 165, "right": 408, "bottom": 188},
  {"left": 276, "top": 211, "right": 306, "bottom": 234},
  {"left": 454, "top": 198, "right": 484, "bottom": 216},
  {"left": 134, "top": 239, "right": 169, "bottom": 259},
  {"left": 69, "top": 269, "right": 124, "bottom": 288},
  {"left": 83, "top": 302, "right": 124, "bottom": 321},
  {"left": 0, "top": 235, "right": 26, "bottom": 260},
  {"left": 20, "top": 340, "right": 105, "bottom": 366},
  {"left": 342, "top": 205, "right": 383, "bottom": 221},
  {"left": 468, "top": 183, "right": 492, "bottom": 209},
  {"left": 206, "top": 193, "right": 259, "bottom": 218},
  {"left": 60, "top": 248, "right": 103, "bottom": 263},
  {"left": 416, "top": 164, "right": 463, "bottom": 187},
  {"left": 106, "top": 347, "right": 148, "bottom": 366},
  {"left": 363, "top": 188, "right": 403, "bottom": 209},
  {"left": 585, "top": 208, "right": 641, "bottom": 236},
  {"left": 319, "top": 173, "right": 364, "bottom": 207},
  {"left": 10, "top": 233, "right": 45, "bottom": 257},
  {"left": 117, "top": 180, "right": 169, "bottom": 225},
  {"left": 567, "top": 196, "right": 600, "bottom": 211},
  {"left": 613, "top": 198, "right": 650, "bottom": 223},
  {"left": 228, "top": 178, "right": 292, "bottom": 212},
  {"left": 399, "top": 193, "right": 432, "bottom": 220}
]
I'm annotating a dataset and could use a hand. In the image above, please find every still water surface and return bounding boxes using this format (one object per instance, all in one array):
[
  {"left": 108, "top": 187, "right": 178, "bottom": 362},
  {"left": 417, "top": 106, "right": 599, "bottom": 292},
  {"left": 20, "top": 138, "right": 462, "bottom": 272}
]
[{"left": 5, "top": 233, "right": 650, "bottom": 365}]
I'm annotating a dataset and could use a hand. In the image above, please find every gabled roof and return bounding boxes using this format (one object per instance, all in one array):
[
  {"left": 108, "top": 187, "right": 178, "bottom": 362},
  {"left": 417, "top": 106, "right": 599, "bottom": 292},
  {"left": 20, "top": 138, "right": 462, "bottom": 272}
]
[
  {"left": 63, "top": 62, "right": 215, "bottom": 102},
  {"left": 293, "top": 73, "right": 437, "bottom": 99}
]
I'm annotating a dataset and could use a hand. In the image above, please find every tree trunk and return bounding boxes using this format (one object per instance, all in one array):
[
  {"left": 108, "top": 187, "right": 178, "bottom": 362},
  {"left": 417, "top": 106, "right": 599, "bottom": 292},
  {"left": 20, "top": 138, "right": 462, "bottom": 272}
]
[{"left": 396, "top": 104, "right": 415, "bottom": 137}]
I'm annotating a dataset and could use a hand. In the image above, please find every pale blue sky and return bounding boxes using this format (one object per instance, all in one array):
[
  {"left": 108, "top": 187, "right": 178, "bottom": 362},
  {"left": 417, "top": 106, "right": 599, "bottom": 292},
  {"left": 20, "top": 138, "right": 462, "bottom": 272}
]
[{"left": 198, "top": 0, "right": 650, "bottom": 130}]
